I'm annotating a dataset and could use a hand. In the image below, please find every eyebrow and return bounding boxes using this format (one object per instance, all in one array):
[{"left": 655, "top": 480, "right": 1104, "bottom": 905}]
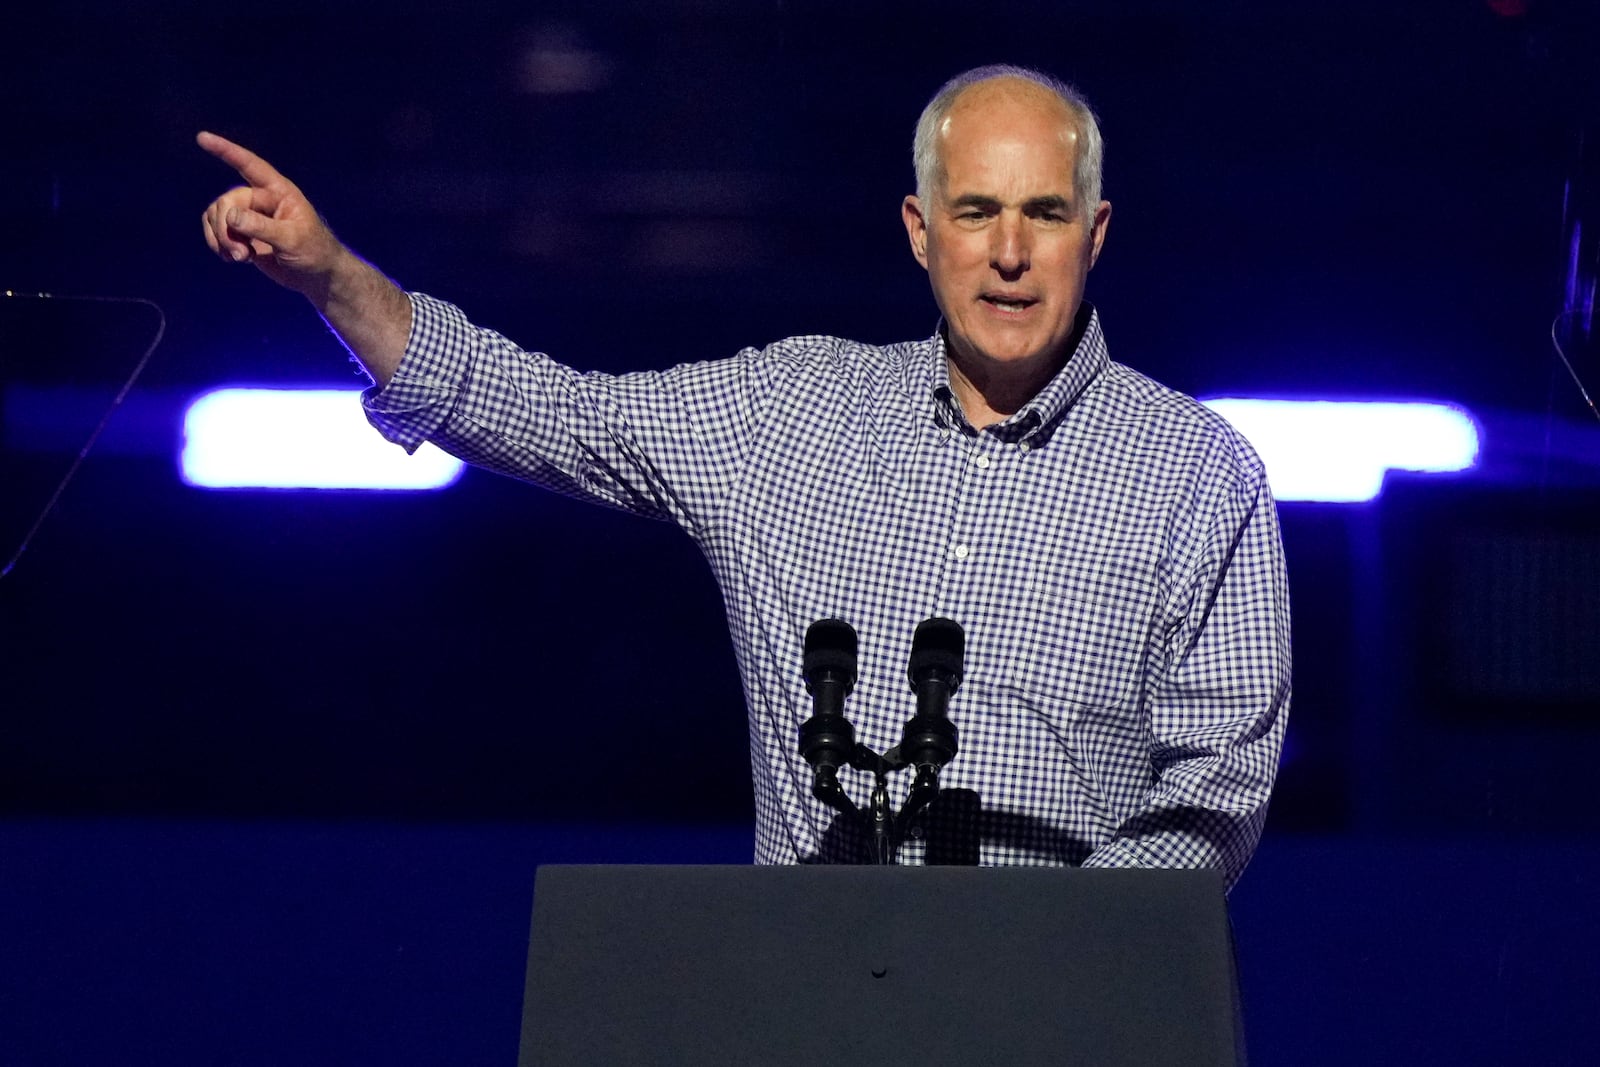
[
  {"left": 948, "top": 193, "right": 1075, "bottom": 214},
  {"left": 1024, "top": 195, "right": 1074, "bottom": 215}
]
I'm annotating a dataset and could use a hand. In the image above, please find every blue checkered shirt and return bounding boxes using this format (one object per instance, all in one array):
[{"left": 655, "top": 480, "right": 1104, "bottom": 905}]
[{"left": 365, "top": 294, "right": 1291, "bottom": 885}]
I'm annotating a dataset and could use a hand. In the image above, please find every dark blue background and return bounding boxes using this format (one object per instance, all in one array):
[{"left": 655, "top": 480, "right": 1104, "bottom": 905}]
[{"left": 3, "top": 2, "right": 1599, "bottom": 1063}]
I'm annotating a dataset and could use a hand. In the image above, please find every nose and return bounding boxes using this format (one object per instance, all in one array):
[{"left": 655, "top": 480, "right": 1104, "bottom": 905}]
[{"left": 990, "top": 211, "right": 1030, "bottom": 278}]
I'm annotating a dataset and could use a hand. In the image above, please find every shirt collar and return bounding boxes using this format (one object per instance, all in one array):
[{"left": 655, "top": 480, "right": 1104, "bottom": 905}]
[{"left": 922, "top": 302, "right": 1109, "bottom": 441}]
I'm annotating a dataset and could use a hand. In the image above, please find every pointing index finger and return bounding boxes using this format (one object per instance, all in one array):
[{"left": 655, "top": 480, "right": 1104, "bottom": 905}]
[{"left": 196, "top": 130, "right": 288, "bottom": 190}]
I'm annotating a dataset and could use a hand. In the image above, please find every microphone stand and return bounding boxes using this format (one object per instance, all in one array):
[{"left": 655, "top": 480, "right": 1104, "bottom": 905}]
[
  {"left": 796, "top": 726, "right": 905, "bottom": 865},
  {"left": 850, "top": 746, "right": 901, "bottom": 866}
]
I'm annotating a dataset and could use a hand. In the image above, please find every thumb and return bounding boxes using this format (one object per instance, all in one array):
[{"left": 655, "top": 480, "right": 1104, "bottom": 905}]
[{"left": 225, "top": 206, "right": 289, "bottom": 250}]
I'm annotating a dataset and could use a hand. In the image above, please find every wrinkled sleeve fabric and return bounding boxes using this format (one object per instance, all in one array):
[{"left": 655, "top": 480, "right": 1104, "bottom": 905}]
[
  {"left": 1079, "top": 433, "right": 1292, "bottom": 889},
  {"left": 362, "top": 292, "right": 778, "bottom": 538}
]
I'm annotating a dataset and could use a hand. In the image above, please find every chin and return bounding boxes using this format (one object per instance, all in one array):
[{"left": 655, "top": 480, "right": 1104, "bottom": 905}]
[{"left": 974, "top": 340, "right": 1051, "bottom": 367}]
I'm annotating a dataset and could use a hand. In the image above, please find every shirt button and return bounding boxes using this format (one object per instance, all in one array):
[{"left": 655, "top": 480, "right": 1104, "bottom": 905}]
[
  {"left": 974, "top": 454, "right": 992, "bottom": 470},
  {"left": 952, "top": 543, "right": 971, "bottom": 561},
  {"left": 908, "top": 825, "right": 925, "bottom": 840},
  {"left": 1017, "top": 440, "right": 1032, "bottom": 453}
]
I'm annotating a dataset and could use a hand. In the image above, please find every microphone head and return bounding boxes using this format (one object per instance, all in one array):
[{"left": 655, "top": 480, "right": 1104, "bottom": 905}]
[
  {"left": 803, "top": 618, "right": 858, "bottom": 691},
  {"left": 908, "top": 617, "right": 964, "bottom": 689}
]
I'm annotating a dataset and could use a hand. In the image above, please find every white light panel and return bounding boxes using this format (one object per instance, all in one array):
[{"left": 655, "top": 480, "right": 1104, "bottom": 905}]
[
  {"left": 181, "top": 388, "right": 464, "bottom": 490},
  {"left": 1202, "top": 398, "right": 1480, "bottom": 503}
]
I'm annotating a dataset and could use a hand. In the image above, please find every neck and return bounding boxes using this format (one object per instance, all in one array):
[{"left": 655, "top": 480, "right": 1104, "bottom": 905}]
[
  {"left": 946, "top": 354, "right": 1057, "bottom": 430},
  {"left": 942, "top": 302, "right": 1092, "bottom": 430}
]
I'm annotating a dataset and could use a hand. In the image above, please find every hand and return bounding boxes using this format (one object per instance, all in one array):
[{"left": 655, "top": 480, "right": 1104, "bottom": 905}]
[{"left": 197, "top": 131, "right": 346, "bottom": 298}]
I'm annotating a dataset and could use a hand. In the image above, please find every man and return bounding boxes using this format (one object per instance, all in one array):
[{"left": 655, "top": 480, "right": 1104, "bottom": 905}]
[{"left": 200, "top": 65, "right": 1290, "bottom": 884}]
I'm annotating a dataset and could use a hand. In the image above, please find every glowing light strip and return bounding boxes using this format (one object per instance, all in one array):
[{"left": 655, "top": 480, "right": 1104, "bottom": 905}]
[
  {"left": 1201, "top": 398, "right": 1480, "bottom": 503},
  {"left": 179, "top": 389, "right": 1476, "bottom": 499},
  {"left": 181, "top": 388, "right": 464, "bottom": 490}
]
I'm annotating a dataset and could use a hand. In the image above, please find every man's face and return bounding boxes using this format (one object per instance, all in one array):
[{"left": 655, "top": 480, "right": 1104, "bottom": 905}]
[{"left": 903, "top": 79, "right": 1110, "bottom": 391}]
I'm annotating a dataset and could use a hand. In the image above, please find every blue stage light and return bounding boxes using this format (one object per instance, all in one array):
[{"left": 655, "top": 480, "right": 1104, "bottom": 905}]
[
  {"left": 1201, "top": 398, "right": 1480, "bottom": 503},
  {"left": 180, "top": 388, "right": 464, "bottom": 490}
]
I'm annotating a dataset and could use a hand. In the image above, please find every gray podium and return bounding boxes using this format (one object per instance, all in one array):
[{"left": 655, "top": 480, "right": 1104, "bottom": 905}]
[{"left": 519, "top": 865, "right": 1244, "bottom": 1066}]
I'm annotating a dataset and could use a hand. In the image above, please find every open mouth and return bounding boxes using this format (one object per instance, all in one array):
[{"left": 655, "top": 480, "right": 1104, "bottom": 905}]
[{"left": 981, "top": 295, "right": 1037, "bottom": 314}]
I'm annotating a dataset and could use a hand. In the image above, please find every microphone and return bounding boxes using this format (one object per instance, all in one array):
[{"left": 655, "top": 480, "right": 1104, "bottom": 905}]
[
  {"left": 900, "top": 617, "right": 963, "bottom": 771},
  {"left": 798, "top": 620, "right": 859, "bottom": 812}
]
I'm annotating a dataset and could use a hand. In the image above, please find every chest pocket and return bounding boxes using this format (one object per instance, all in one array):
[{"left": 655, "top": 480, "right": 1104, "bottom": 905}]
[{"left": 1015, "top": 555, "right": 1160, "bottom": 712}]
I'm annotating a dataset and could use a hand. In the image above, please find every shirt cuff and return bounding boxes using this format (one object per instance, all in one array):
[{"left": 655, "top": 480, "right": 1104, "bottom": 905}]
[
  {"left": 361, "top": 292, "right": 472, "bottom": 454},
  {"left": 1080, "top": 840, "right": 1145, "bottom": 870}
]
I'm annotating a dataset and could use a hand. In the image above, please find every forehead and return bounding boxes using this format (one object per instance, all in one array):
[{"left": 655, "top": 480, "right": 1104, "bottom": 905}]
[{"left": 936, "top": 79, "right": 1079, "bottom": 196}]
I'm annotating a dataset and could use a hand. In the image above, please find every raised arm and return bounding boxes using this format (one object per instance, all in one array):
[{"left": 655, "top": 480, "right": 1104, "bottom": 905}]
[{"left": 197, "top": 131, "right": 410, "bottom": 387}]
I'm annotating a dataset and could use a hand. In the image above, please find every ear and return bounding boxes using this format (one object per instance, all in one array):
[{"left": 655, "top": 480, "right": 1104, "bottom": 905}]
[
  {"left": 902, "top": 194, "right": 930, "bottom": 269},
  {"left": 1087, "top": 200, "right": 1111, "bottom": 269}
]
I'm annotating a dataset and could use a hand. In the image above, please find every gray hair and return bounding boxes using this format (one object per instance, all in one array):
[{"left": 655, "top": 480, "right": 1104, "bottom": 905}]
[{"left": 912, "top": 64, "right": 1104, "bottom": 221}]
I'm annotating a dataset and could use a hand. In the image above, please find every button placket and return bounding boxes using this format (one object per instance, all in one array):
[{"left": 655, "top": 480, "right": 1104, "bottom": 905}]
[{"left": 947, "top": 439, "right": 978, "bottom": 566}]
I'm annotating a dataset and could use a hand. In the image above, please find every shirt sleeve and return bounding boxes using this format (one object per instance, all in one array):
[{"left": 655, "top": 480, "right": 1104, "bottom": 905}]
[
  {"left": 361, "top": 293, "right": 777, "bottom": 537},
  {"left": 1079, "top": 442, "right": 1292, "bottom": 890}
]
